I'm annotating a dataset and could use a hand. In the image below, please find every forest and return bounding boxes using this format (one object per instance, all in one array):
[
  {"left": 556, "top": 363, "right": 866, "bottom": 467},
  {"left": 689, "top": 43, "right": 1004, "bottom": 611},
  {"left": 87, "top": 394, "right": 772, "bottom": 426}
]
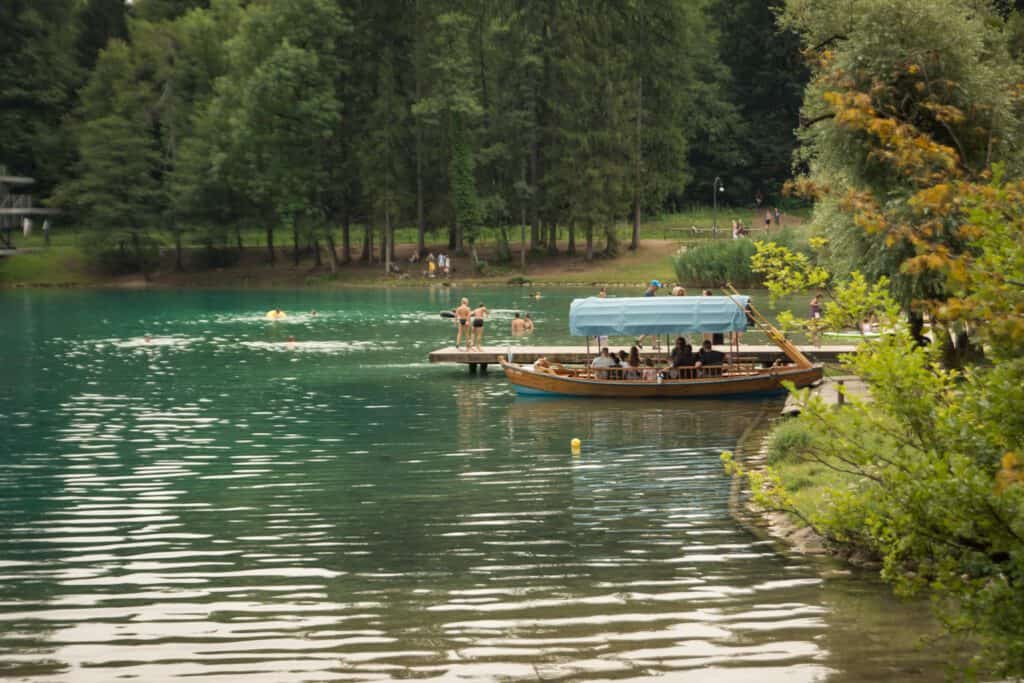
[{"left": 2, "top": 0, "right": 807, "bottom": 271}]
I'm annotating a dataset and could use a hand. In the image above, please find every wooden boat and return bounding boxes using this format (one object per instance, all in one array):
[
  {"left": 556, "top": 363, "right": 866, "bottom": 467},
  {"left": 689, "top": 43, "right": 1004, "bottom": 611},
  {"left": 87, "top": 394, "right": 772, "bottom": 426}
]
[
  {"left": 501, "top": 290, "right": 823, "bottom": 398},
  {"left": 500, "top": 359, "right": 821, "bottom": 398}
]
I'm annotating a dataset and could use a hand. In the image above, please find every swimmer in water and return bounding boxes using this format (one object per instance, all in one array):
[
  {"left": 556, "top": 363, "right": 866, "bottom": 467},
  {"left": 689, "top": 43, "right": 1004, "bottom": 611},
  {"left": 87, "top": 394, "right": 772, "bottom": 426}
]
[
  {"left": 511, "top": 312, "right": 527, "bottom": 335},
  {"left": 144, "top": 334, "right": 152, "bottom": 344},
  {"left": 533, "top": 291, "right": 542, "bottom": 299}
]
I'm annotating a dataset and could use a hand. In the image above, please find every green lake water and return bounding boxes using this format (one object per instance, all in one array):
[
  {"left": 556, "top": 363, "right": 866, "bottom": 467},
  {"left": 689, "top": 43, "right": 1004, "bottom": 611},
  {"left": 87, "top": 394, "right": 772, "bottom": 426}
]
[{"left": 0, "top": 287, "right": 951, "bottom": 681}]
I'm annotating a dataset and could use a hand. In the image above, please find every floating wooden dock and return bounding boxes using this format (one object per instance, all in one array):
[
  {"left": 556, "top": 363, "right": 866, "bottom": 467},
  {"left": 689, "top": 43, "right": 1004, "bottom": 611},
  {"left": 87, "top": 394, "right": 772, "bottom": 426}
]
[
  {"left": 429, "top": 344, "right": 857, "bottom": 373},
  {"left": 782, "top": 375, "right": 870, "bottom": 416}
]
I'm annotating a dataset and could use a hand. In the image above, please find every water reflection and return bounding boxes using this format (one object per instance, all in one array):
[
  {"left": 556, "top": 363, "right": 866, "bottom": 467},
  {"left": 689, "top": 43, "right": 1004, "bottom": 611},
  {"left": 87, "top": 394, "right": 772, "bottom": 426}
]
[{"left": 0, "top": 288, "right": 955, "bottom": 681}]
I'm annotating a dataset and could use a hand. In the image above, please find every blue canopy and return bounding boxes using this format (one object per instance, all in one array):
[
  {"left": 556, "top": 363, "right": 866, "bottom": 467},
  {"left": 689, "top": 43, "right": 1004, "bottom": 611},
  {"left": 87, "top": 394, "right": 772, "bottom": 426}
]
[{"left": 569, "top": 295, "right": 750, "bottom": 336}]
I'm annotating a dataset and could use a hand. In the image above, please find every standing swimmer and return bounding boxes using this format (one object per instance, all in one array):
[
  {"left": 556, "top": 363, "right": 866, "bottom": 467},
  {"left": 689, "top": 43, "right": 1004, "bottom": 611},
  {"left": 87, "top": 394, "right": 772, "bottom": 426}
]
[
  {"left": 455, "top": 298, "right": 471, "bottom": 349},
  {"left": 471, "top": 303, "right": 488, "bottom": 351}
]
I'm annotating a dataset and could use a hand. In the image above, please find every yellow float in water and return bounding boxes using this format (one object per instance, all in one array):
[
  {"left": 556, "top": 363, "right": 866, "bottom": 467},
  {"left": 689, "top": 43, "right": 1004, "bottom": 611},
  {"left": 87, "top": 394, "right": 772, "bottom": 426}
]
[
  {"left": 265, "top": 309, "right": 287, "bottom": 320},
  {"left": 571, "top": 438, "right": 581, "bottom": 455}
]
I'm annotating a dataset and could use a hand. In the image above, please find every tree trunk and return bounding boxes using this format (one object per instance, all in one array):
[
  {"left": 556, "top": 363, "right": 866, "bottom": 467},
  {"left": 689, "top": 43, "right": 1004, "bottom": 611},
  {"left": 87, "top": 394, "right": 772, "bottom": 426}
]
[
  {"left": 313, "top": 238, "right": 322, "bottom": 267},
  {"left": 496, "top": 226, "right": 511, "bottom": 262},
  {"left": 174, "top": 228, "right": 184, "bottom": 272},
  {"left": 520, "top": 206, "right": 527, "bottom": 271},
  {"left": 342, "top": 214, "right": 352, "bottom": 263},
  {"left": 547, "top": 222, "right": 557, "bottom": 255},
  {"left": 416, "top": 146, "right": 425, "bottom": 257},
  {"left": 585, "top": 222, "right": 594, "bottom": 261},
  {"left": 384, "top": 208, "right": 392, "bottom": 274},
  {"left": 266, "top": 225, "right": 275, "bottom": 265},
  {"left": 567, "top": 222, "right": 576, "bottom": 256},
  {"left": 235, "top": 225, "right": 243, "bottom": 252},
  {"left": 530, "top": 146, "right": 539, "bottom": 249},
  {"left": 631, "top": 78, "right": 642, "bottom": 251},
  {"left": 131, "top": 231, "right": 149, "bottom": 280},
  {"left": 292, "top": 224, "right": 300, "bottom": 266},
  {"left": 325, "top": 232, "right": 339, "bottom": 274},
  {"left": 414, "top": 24, "right": 426, "bottom": 259},
  {"left": 603, "top": 224, "right": 619, "bottom": 257},
  {"left": 362, "top": 223, "right": 373, "bottom": 262}
]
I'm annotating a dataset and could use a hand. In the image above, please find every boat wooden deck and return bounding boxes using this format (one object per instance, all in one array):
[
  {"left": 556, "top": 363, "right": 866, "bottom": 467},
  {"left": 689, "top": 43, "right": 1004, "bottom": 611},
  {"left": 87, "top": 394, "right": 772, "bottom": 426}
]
[{"left": 429, "top": 344, "right": 856, "bottom": 372}]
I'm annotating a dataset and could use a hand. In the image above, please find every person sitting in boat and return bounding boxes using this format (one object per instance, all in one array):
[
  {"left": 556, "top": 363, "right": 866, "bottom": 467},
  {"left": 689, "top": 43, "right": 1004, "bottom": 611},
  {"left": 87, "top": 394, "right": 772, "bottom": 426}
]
[
  {"left": 617, "top": 350, "right": 629, "bottom": 366},
  {"left": 624, "top": 346, "right": 642, "bottom": 379},
  {"left": 590, "top": 347, "right": 616, "bottom": 378},
  {"left": 641, "top": 358, "right": 659, "bottom": 381},
  {"left": 695, "top": 339, "right": 726, "bottom": 376},
  {"left": 532, "top": 357, "right": 567, "bottom": 374},
  {"left": 670, "top": 337, "right": 695, "bottom": 368}
]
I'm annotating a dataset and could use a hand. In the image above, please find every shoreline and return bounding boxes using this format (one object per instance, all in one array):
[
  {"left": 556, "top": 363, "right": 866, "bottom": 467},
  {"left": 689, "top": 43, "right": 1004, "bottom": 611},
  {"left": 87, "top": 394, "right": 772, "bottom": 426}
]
[
  {"left": 728, "top": 407, "right": 883, "bottom": 568},
  {"left": 728, "top": 409, "right": 830, "bottom": 557},
  {"left": 0, "top": 277, "right": 669, "bottom": 292}
]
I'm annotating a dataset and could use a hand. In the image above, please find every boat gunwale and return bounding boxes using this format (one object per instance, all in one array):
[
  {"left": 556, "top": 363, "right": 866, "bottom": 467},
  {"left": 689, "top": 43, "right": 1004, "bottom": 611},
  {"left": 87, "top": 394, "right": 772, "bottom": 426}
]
[{"left": 499, "top": 359, "right": 821, "bottom": 388}]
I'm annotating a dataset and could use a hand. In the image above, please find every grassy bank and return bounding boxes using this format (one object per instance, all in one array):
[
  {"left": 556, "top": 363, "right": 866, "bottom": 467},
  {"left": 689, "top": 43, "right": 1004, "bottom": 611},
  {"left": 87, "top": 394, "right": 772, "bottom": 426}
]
[{"left": 1, "top": 206, "right": 809, "bottom": 289}]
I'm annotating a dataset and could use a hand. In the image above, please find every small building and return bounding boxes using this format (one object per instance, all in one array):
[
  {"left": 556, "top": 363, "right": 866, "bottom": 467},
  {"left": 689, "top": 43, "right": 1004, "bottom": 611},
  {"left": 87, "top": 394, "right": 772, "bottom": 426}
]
[{"left": 0, "top": 167, "right": 60, "bottom": 251}]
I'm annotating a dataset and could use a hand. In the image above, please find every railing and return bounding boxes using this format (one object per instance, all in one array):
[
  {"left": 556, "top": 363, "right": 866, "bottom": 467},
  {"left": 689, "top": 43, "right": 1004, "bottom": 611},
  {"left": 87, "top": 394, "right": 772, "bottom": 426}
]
[{"left": 579, "top": 360, "right": 764, "bottom": 381}]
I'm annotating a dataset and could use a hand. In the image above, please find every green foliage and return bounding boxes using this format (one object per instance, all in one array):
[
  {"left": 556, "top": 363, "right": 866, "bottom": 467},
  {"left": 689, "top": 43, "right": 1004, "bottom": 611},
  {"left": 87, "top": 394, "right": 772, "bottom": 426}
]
[
  {"left": 750, "top": 239, "right": 829, "bottom": 302},
  {"left": 693, "top": 0, "right": 808, "bottom": 206},
  {"left": 673, "top": 227, "right": 809, "bottom": 288},
  {"left": 52, "top": 38, "right": 165, "bottom": 263},
  {"left": 0, "top": 0, "right": 81, "bottom": 191},
  {"left": 82, "top": 231, "right": 161, "bottom": 275},
  {"left": 731, "top": 178, "right": 1024, "bottom": 675},
  {"left": 672, "top": 239, "right": 757, "bottom": 288},
  {"left": 765, "top": 420, "right": 818, "bottom": 466}
]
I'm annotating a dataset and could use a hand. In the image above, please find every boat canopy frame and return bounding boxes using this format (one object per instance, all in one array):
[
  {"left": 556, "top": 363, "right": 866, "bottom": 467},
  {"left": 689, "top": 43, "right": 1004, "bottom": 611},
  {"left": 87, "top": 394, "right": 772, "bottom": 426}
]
[{"left": 568, "top": 295, "right": 750, "bottom": 337}]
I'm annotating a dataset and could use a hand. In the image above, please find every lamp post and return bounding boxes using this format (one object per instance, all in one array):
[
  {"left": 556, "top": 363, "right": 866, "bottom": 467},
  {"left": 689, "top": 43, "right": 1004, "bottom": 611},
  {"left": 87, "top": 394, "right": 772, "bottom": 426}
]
[{"left": 712, "top": 176, "right": 725, "bottom": 235}]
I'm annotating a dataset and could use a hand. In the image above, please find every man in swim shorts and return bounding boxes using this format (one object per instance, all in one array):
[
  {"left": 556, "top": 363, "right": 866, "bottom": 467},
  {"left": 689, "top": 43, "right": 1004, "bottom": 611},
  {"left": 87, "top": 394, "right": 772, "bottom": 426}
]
[
  {"left": 455, "top": 298, "right": 471, "bottom": 349},
  {"left": 470, "top": 303, "right": 488, "bottom": 351}
]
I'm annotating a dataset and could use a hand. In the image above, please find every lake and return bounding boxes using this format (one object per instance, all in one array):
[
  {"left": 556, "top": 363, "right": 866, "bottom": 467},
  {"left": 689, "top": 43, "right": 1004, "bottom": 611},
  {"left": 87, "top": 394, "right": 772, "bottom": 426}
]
[{"left": 0, "top": 286, "right": 950, "bottom": 681}]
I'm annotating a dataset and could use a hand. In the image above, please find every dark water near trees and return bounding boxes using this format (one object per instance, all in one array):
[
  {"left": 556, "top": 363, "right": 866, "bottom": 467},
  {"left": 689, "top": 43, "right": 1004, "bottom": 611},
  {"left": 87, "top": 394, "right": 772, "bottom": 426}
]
[{"left": 0, "top": 287, "right": 950, "bottom": 681}]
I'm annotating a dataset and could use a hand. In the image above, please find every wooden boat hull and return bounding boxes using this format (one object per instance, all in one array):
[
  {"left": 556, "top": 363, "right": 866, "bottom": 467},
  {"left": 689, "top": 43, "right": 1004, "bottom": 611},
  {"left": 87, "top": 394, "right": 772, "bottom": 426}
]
[{"left": 500, "top": 360, "right": 823, "bottom": 398}]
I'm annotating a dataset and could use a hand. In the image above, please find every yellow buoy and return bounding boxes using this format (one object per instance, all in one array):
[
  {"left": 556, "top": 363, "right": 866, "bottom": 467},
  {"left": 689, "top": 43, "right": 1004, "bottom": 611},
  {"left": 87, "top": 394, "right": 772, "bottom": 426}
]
[
  {"left": 265, "top": 309, "right": 287, "bottom": 320},
  {"left": 571, "top": 438, "right": 581, "bottom": 455}
]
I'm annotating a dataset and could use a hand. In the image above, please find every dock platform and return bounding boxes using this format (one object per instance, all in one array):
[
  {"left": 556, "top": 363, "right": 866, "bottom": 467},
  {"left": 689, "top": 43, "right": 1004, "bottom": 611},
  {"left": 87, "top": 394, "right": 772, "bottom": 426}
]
[{"left": 429, "top": 344, "right": 857, "bottom": 372}]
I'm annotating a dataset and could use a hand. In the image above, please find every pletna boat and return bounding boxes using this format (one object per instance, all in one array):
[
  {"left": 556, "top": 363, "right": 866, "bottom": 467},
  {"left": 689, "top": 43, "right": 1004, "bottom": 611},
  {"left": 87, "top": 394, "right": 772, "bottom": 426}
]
[{"left": 500, "top": 291, "right": 823, "bottom": 398}]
